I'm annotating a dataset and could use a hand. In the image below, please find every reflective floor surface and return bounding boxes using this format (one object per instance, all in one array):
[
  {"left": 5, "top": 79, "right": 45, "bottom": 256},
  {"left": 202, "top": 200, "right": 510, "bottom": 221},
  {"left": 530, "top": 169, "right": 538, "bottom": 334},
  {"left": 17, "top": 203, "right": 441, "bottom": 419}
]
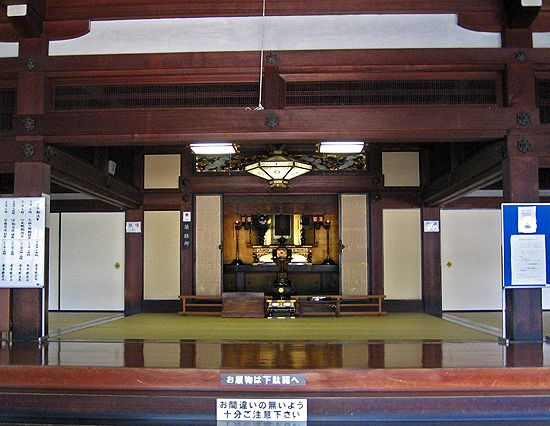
[{"left": 2, "top": 339, "right": 550, "bottom": 369}]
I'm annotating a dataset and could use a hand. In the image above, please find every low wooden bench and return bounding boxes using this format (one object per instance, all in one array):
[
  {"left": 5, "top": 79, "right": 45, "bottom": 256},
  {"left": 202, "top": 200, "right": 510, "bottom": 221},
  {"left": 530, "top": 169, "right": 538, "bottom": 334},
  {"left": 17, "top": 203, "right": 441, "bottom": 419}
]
[
  {"left": 178, "top": 295, "right": 222, "bottom": 316},
  {"left": 295, "top": 295, "right": 386, "bottom": 317}
]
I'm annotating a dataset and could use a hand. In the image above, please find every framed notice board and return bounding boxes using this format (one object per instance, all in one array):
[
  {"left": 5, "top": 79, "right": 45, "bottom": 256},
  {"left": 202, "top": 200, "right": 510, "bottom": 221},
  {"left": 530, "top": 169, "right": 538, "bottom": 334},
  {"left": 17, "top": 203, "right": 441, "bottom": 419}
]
[
  {"left": 502, "top": 203, "right": 550, "bottom": 288},
  {"left": 0, "top": 197, "right": 47, "bottom": 288}
]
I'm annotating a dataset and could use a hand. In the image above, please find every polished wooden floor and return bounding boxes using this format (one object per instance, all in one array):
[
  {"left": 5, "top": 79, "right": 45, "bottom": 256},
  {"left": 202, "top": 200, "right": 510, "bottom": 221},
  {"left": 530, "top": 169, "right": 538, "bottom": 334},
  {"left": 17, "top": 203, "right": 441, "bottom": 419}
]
[{"left": 1, "top": 312, "right": 550, "bottom": 424}]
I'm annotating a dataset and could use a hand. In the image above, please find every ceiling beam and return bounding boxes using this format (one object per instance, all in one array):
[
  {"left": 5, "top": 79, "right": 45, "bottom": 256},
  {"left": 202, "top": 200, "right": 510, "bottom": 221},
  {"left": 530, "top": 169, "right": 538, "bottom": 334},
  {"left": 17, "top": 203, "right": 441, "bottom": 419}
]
[
  {"left": 39, "top": 106, "right": 525, "bottom": 146},
  {"left": 45, "top": 145, "right": 142, "bottom": 209},
  {"left": 4, "top": 2, "right": 43, "bottom": 38},
  {"left": 422, "top": 141, "right": 505, "bottom": 206},
  {"left": 504, "top": 0, "right": 541, "bottom": 29}
]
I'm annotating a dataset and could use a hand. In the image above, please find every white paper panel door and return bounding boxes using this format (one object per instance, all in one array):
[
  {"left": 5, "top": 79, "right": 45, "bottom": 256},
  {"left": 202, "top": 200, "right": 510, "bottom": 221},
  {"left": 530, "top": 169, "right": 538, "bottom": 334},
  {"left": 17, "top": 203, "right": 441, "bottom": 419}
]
[
  {"left": 339, "top": 194, "right": 368, "bottom": 295},
  {"left": 441, "top": 209, "right": 501, "bottom": 311},
  {"left": 195, "top": 195, "right": 222, "bottom": 296},
  {"left": 60, "top": 212, "right": 125, "bottom": 310},
  {"left": 48, "top": 213, "right": 60, "bottom": 310}
]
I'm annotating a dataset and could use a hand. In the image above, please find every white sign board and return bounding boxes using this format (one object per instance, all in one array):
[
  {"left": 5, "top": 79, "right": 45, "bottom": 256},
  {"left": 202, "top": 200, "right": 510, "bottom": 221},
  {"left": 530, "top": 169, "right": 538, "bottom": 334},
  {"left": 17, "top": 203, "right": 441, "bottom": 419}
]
[
  {"left": 0, "top": 197, "right": 47, "bottom": 288},
  {"left": 217, "top": 398, "right": 307, "bottom": 422},
  {"left": 125, "top": 221, "right": 142, "bottom": 233},
  {"left": 510, "top": 234, "right": 547, "bottom": 285}
]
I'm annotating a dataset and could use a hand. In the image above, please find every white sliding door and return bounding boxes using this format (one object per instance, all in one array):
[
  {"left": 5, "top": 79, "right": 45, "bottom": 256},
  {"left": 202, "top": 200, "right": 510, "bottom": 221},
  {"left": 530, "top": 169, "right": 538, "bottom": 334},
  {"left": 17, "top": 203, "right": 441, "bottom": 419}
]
[
  {"left": 441, "top": 209, "right": 501, "bottom": 311},
  {"left": 48, "top": 213, "right": 60, "bottom": 310},
  {"left": 60, "top": 212, "right": 125, "bottom": 310}
]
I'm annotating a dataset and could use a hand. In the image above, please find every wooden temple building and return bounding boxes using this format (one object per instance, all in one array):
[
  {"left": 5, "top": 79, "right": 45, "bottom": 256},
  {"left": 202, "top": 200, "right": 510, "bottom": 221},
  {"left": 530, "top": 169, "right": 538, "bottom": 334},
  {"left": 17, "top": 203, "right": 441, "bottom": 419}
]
[{"left": 1, "top": 0, "right": 550, "bottom": 423}]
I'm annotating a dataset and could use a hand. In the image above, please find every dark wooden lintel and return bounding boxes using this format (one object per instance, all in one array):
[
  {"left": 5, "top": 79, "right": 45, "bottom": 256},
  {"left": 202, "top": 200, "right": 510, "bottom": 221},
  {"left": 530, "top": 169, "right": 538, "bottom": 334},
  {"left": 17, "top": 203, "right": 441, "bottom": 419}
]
[
  {"left": 190, "top": 173, "right": 381, "bottom": 195},
  {"left": 423, "top": 141, "right": 505, "bottom": 206},
  {"left": 504, "top": 0, "right": 541, "bottom": 29},
  {"left": 5, "top": 2, "right": 43, "bottom": 39},
  {"left": 41, "top": 106, "right": 521, "bottom": 145},
  {"left": 45, "top": 146, "right": 142, "bottom": 209}
]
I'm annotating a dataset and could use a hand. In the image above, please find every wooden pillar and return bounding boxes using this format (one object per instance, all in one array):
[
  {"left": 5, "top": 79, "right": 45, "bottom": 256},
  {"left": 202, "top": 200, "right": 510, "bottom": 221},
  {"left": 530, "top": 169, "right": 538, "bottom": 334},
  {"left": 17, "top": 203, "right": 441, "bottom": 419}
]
[
  {"left": 125, "top": 208, "right": 144, "bottom": 315},
  {"left": 368, "top": 147, "right": 383, "bottom": 295},
  {"left": 503, "top": 135, "right": 542, "bottom": 341},
  {"left": 501, "top": 26, "right": 542, "bottom": 341},
  {"left": 13, "top": 162, "right": 50, "bottom": 340},
  {"left": 125, "top": 152, "right": 143, "bottom": 315},
  {"left": 181, "top": 152, "right": 194, "bottom": 296},
  {"left": 421, "top": 207, "right": 442, "bottom": 317}
]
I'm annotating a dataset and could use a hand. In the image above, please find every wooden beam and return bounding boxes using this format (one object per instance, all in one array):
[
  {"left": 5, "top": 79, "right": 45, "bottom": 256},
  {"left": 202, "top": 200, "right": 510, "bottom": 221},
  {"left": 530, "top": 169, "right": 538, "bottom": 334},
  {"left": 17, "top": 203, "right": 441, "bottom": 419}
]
[
  {"left": 41, "top": 106, "right": 524, "bottom": 146},
  {"left": 504, "top": 0, "right": 541, "bottom": 29},
  {"left": 45, "top": 146, "right": 142, "bottom": 209},
  {"left": 41, "top": 0, "right": 500, "bottom": 21},
  {"left": 5, "top": 2, "right": 43, "bottom": 38},
  {"left": 423, "top": 141, "right": 505, "bottom": 206},
  {"left": 189, "top": 173, "right": 382, "bottom": 194}
]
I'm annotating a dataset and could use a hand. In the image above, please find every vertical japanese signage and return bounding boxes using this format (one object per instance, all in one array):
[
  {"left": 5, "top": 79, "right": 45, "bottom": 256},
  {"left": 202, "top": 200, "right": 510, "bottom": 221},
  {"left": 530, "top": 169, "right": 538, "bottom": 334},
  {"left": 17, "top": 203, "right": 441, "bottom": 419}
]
[
  {"left": 502, "top": 203, "right": 550, "bottom": 288},
  {"left": 182, "top": 211, "right": 192, "bottom": 250},
  {"left": 0, "top": 197, "right": 46, "bottom": 288}
]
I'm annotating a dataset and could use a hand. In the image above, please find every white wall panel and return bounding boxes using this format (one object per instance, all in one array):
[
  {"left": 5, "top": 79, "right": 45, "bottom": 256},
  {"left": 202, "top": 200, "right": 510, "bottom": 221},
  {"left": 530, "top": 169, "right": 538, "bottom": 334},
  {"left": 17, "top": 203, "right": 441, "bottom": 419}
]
[
  {"left": 60, "top": 213, "right": 125, "bottom": 311},
  {"left": 144, "top": 154, "right": 181, "bottom": 189},
  {"left": 382, "top": 152, "right": 420, "bottom": 187},
  {"left": 144, "top": 211, "right": 180, "bottom": 300},
  {"left": 383, "top": 209, "right": 422, "bottom": 299},
  {"left": 50, "top": 14, "right": 500, "bottom": 56}
]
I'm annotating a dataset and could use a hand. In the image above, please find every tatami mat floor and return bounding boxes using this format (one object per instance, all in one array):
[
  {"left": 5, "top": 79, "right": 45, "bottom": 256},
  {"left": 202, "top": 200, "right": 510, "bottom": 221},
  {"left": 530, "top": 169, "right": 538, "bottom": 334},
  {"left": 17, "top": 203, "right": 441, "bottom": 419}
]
[
  {"left": 49, "top": 312, "right": 497, "bottom": 341},
  {"left": 444, "top": 311, "right": 550, "bottom": 337}
]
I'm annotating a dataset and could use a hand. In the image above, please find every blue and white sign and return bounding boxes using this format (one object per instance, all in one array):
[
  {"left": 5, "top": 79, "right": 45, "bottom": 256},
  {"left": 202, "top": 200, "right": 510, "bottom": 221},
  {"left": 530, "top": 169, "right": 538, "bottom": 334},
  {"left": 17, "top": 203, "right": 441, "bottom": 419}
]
[{"left": 502, "top": 203, "right": 550, "bottom": 288}]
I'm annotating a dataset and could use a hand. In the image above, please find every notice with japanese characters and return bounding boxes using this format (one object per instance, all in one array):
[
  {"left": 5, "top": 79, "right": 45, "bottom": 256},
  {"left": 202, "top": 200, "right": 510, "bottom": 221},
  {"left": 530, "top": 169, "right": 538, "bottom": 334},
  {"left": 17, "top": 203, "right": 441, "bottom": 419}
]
[
  {"left": 510, "top": 234, "right": 546, "bottom": 285},
  {"left": 0, "top": 197, "right": 46, "bottom": 288},
  {"left": 217, "top": 398, "right": 307, "bottom": 422},
  {"left": 518, "top": 206, "right": 537, "bottom": 233}
]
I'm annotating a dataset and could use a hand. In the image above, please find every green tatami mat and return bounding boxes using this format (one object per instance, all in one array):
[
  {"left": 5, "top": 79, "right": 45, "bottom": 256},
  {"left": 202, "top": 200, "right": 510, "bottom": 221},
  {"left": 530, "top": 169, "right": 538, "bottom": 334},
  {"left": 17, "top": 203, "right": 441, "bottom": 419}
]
[
  {"left": 55, "top": 313, "right": 496, "bottom": 341},
  {"left": 48, "top": 312, "right": 121, "bottom": 333}
]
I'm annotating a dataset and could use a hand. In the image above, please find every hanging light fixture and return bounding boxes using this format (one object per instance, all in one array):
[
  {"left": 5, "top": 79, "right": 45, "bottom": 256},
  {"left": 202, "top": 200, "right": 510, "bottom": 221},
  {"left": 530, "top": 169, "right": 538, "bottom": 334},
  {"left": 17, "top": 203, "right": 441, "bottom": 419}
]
[{"left": 245, "top": 149, "right": 312, "bottom": 189}]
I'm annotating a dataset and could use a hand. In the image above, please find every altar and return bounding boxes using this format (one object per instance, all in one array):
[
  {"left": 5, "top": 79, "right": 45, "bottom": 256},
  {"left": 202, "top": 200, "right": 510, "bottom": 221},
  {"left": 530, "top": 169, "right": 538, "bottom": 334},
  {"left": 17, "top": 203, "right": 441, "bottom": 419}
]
[{"left": 224, "top": 264, "right": 338, "bottom": 294}]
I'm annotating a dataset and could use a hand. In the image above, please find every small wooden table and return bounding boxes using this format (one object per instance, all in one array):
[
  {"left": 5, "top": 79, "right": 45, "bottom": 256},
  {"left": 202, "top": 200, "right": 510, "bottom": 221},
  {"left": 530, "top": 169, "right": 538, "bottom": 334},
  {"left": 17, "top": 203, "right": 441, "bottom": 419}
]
[{"left": 222, "top": 292, "right": 265, "bottom": 318}]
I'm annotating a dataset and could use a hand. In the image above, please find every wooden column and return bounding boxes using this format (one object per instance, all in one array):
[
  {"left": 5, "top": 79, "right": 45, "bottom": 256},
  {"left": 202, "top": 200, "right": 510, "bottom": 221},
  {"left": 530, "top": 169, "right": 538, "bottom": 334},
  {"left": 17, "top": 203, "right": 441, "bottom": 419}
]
[
  {"left": 13, "top": 162, "right": 50, "bottom": 340},
  {"left": 124, "top": 208, "right": 144, "bottom": 315},
  {"left": 124, "top": 152, "right": 144, "bottom": 315},
  {"left": 503, "top": 135, "right": 542, "bottom": 341},
  {"left": 369, "top": 196, "right": 384, "bottom": 295},
  {"left": 421, "top": 207, "right": 442, "bottom": 317},
  {"left": 181, "top": 152, "right": 194, "bottom": 296},
  {"left": 501, "top": 26, "right": 542, "bottom": 341}
]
